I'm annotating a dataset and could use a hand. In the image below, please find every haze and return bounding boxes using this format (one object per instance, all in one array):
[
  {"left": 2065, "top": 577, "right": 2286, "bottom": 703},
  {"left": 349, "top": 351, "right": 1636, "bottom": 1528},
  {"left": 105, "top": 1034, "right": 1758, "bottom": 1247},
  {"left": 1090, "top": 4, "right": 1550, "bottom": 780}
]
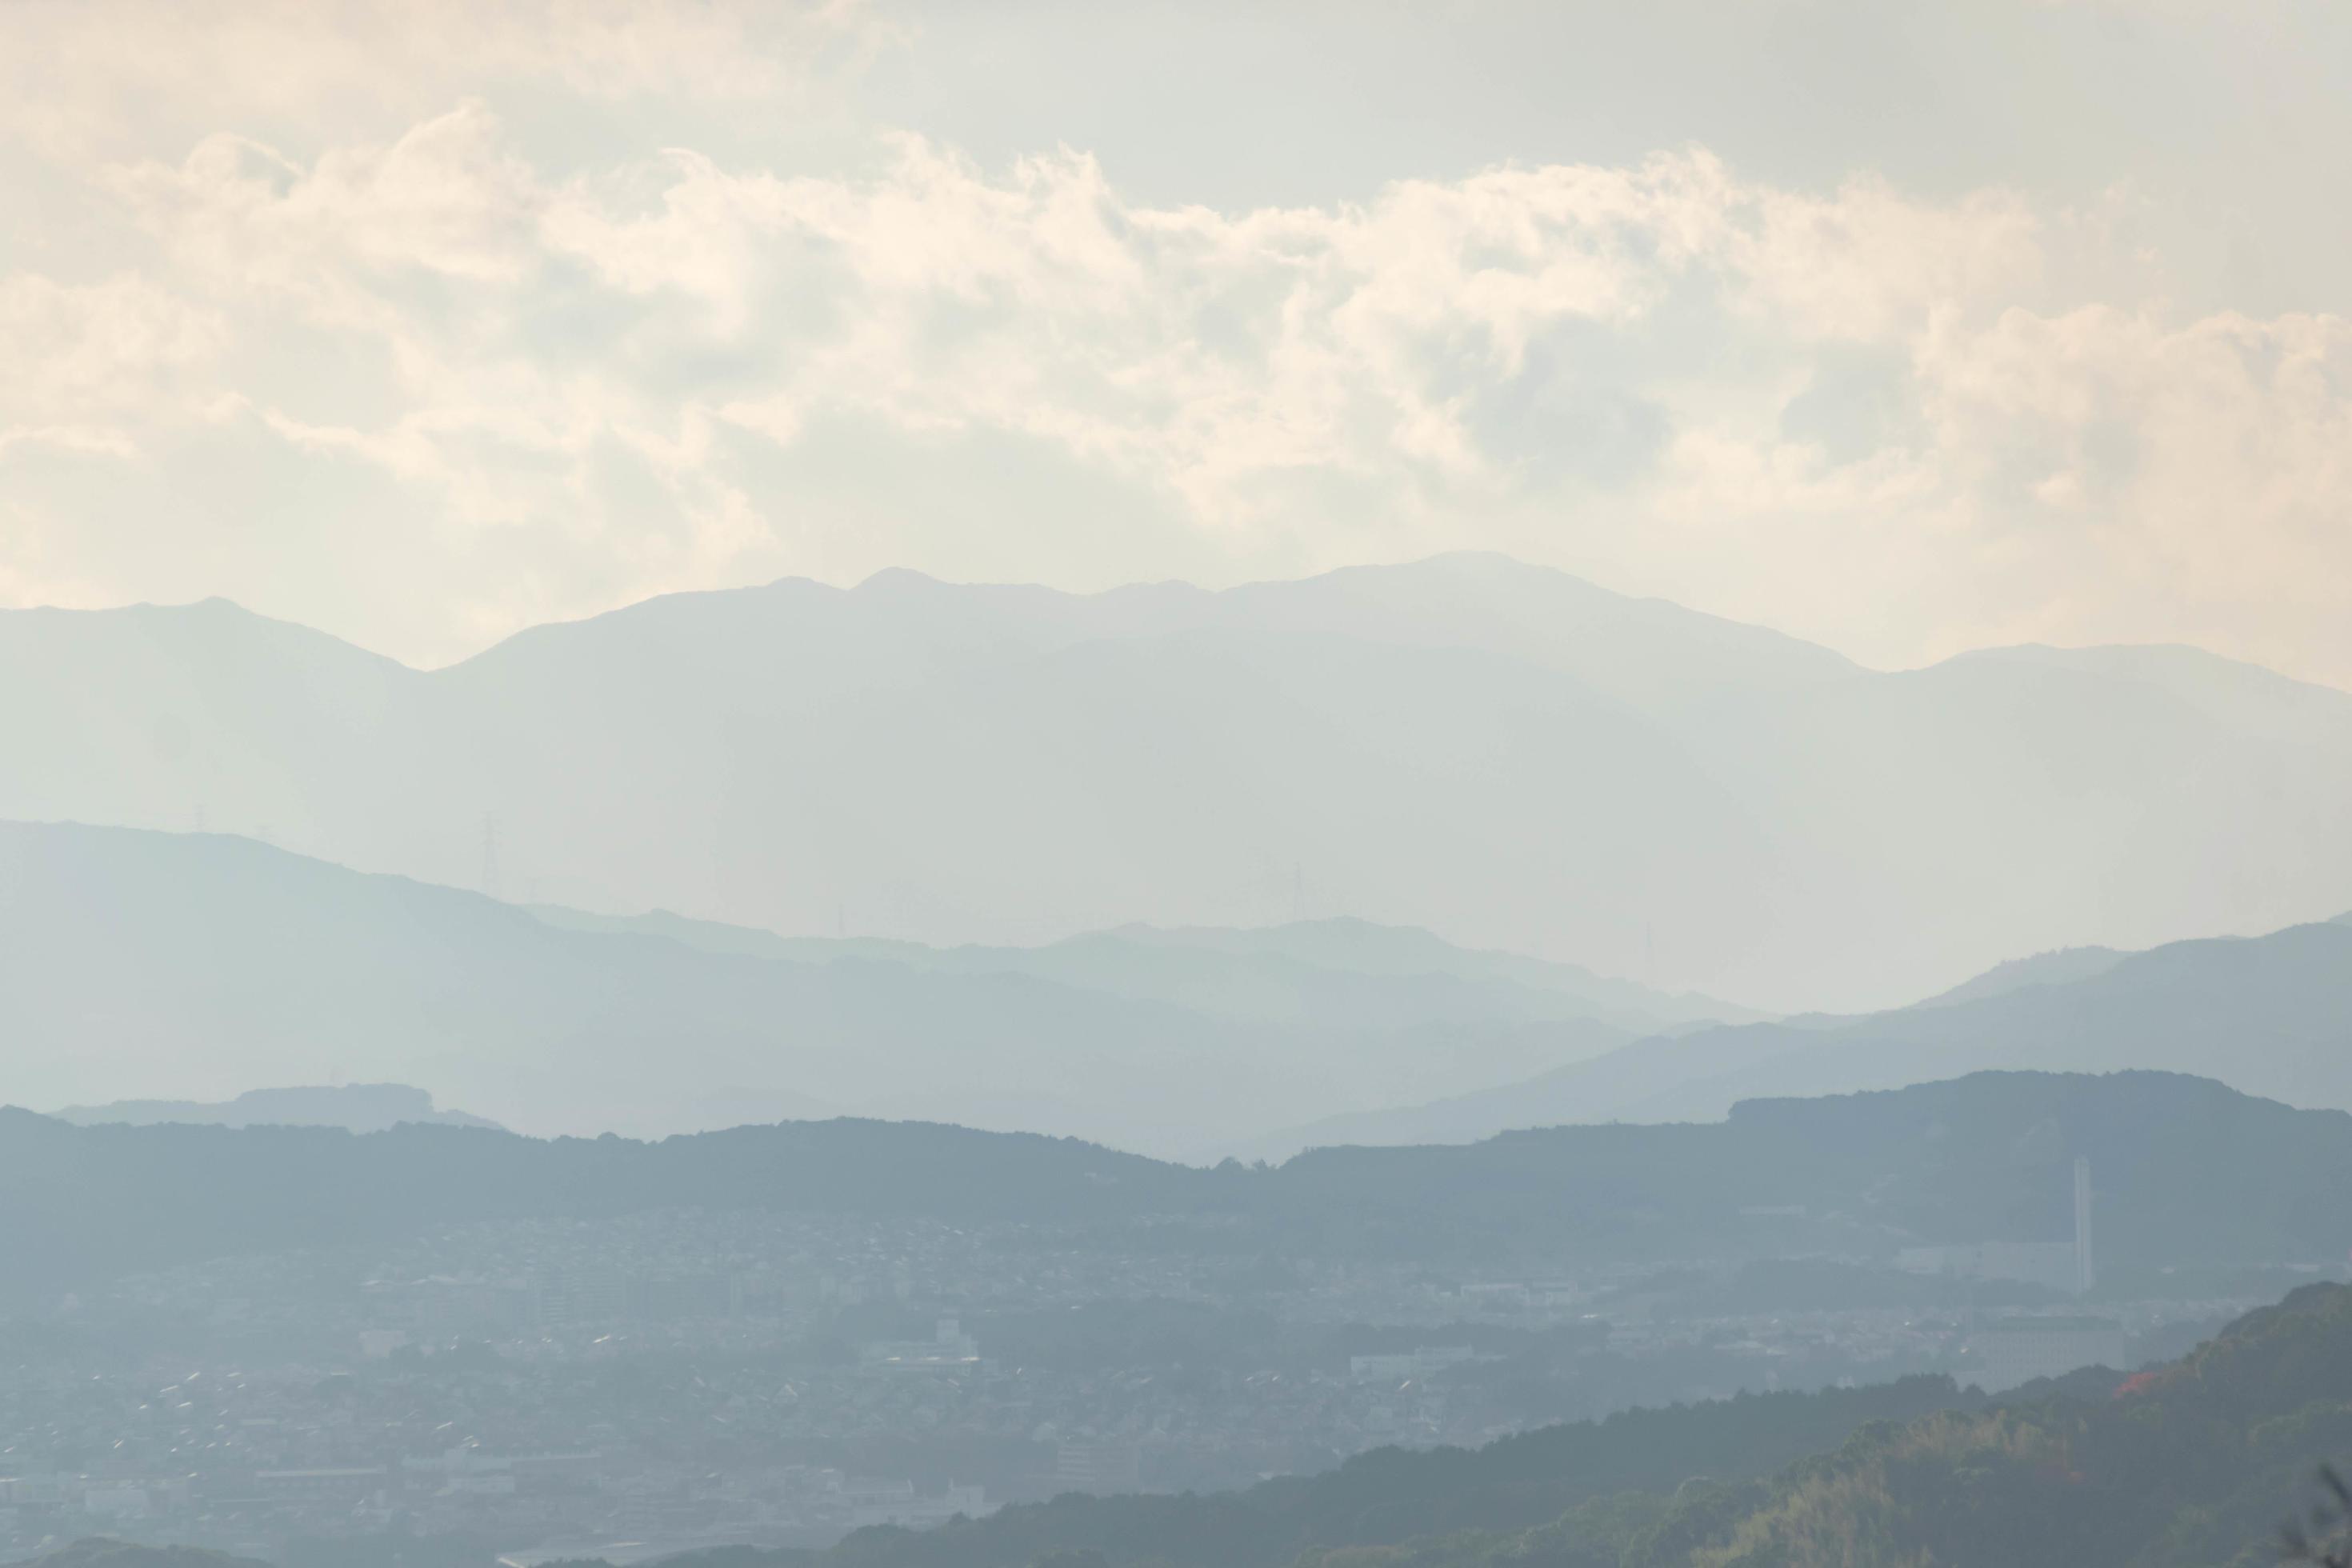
[{"left": 7, "top": 8, "right": 2352, "bottom": 1568}]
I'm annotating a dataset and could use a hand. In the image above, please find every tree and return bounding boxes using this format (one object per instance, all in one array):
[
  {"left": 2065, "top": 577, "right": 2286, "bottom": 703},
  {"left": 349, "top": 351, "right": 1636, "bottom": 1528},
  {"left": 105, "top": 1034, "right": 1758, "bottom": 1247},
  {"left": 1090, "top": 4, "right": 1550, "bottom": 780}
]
[{"left": 2282, "top": 1466, "right": 2352, "bottom": 1566}]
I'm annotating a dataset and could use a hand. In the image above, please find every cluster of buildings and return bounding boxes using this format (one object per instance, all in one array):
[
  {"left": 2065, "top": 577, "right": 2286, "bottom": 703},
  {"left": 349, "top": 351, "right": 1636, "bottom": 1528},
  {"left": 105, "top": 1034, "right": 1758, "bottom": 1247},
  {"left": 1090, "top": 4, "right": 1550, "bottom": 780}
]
[
  {"left": 0, "top": 1163, "right": 2287, "bottom": 1566},
  {"left": 1897, "top": 1158, "right": 2100, "bottom": 1302},
  {"left": 0, "top": 1453, "right": 988, "bottom": 1565}
]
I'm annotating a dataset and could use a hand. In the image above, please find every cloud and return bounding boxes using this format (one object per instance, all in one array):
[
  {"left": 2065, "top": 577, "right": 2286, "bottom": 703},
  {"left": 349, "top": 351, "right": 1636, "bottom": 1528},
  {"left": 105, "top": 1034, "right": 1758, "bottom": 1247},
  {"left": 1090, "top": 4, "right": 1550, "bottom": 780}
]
[
  {"left": 0, "top": 274, "right": 230, "bottom": 455},
  {"left": 1728, "top": 177, "right": 2042, "bottom": 342},
  {"left": 2, "top": 36, "right": 2350, "bottom": 686},
  {"left": 1918, "top": 305, "right": 2352, "bottom": 654},
  {"left": 1, "top": 0, "right": 888, "bottom": 162}
]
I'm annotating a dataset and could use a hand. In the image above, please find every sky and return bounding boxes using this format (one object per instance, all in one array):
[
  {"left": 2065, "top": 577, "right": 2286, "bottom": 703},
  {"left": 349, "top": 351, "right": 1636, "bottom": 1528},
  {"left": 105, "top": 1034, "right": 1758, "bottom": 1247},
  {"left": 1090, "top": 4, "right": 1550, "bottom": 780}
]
[{"left": 5, "top": 0, "right": 2351, "bottom": 685}]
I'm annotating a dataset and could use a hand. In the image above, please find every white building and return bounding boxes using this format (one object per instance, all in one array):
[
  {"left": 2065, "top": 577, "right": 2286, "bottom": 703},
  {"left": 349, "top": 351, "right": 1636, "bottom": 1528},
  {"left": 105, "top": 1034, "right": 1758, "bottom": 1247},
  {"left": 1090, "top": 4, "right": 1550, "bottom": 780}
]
[
  {"left": 1348, "top": 1345, "right": 1477, "bottom": 1382},
  {"left": 1054, "top": 1442, "right": 1142, "bottom": 1495},
  {"left": 1895, "top": 1241, "right": 2080, "bottom": 1293},
  {"left": 1966, "top": 1315, "right": 2128, "bottom": 1391},
  {"left": 1897, "top": 1156, "right": 2097, "bottom": 1296},
  {"left": 847, "top": 1479, "right": 986, "bottom": 1529},
  {"left": 862, "top": 1315, "right": 981, "bottom": 1369}
]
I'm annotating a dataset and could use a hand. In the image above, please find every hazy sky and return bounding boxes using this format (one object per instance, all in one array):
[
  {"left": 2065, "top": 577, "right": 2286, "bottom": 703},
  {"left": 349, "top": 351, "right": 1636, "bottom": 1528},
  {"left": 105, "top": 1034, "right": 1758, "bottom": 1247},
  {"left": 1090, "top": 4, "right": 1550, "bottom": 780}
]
[{"left": 6, "top": 0, "right": 2351, "bottom": 684}]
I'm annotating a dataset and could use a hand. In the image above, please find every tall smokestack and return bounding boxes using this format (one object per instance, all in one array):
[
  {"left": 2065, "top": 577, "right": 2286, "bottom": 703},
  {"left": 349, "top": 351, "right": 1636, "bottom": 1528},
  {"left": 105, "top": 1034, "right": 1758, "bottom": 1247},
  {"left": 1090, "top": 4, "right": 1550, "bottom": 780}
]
[{"left": 2073, "top": 1155, "right": 2094, "bottom": 1295}]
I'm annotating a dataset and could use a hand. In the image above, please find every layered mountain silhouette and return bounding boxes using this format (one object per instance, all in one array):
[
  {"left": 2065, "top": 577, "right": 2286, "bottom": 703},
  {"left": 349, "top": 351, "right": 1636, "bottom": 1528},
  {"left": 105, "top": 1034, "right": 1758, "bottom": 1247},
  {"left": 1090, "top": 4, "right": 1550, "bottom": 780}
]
[
  {"left": 0, "top": 820, "right": 1719, "bottom": 1154},
  {"left": 8, "top": 555, "right": 2351, "bottom": 1011},
  {"left": 9, "top": 817, "right": 2350, "bottom": 1156},
  {"left": 1258, "top": 914, "right": 2352, "bottom": 1156}
]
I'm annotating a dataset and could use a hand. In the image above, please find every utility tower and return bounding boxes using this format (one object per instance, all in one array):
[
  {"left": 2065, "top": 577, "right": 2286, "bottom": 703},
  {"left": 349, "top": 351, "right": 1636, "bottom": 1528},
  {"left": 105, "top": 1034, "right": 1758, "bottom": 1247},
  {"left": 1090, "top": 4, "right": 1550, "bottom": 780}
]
[{"left": 2073, "top": 1156, "right": 2095, "bottom": 1295}]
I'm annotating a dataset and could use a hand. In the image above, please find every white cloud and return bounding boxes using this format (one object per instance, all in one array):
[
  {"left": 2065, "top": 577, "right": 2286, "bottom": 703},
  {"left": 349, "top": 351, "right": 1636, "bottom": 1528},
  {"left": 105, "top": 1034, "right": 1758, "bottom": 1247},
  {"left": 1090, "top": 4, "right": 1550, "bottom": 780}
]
[
  {"left": 1917, "top": 305, "right": 2352, "bottom": 654},
  {"left": 0, "top": 0, "right": 887, "bottom": 162},
  {"left": 0, "top": 274, "right": 228, "bottom": 454},
  {"left": 1729, "top": 178, "right": 2043, "bottom": 342},
  {"left": 3, "top": 17, "right": 2351, "bottom": 686},
  {"left": 109, "top": 106, "right": 543, "bottom": 328}
]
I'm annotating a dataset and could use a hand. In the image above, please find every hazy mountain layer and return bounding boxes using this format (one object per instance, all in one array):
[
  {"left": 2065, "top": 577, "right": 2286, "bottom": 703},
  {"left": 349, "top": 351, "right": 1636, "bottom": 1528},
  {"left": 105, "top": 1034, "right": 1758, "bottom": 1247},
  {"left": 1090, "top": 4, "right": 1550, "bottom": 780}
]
[
  {"left": 525, "top": 905, "right": 1749, "bottom": 1034},
  {"left": 1256, "top": 916, "right": 2352, "bottom": 1156},
  {"left": 9, "top": 556, "right": 2352, "bottom": 1010},
  {"left": 1907, "top": 944, "right": 2131, "bottom": 1007},
  {"left": 0, "top": 820, "right": 1647, "bottom": 1153}
]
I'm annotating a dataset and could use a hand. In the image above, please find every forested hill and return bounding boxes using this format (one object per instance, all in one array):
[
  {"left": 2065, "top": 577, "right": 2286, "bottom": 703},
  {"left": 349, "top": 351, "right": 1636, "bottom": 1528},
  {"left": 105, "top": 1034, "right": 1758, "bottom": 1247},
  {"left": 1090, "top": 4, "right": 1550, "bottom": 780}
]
[
  {"left": 1284, "top": 1281, "right": 2352, "bottom": 1568},
  {"left": 649, "top": 1284, "right": 2352, "bottom": 1568},
  {"left": 10, "top": 1070, "right": 2352, "bottom": 1307},
  {"left": 691, "top": 1378, "right": 1978, "bottom": 1568},
  {"left": 0, "top": 1110, "right": 1206, "bottom": 1307}
]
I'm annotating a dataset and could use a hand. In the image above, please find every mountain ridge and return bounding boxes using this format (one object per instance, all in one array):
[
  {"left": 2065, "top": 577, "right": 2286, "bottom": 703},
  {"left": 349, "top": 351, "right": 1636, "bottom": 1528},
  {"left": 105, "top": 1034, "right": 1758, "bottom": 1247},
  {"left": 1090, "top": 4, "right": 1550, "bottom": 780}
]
[
  {"left": 10, "top": 554, "right": 2352, "bottom": 1009},
  {"left": 528, "top": 903, "right": 1756, "bottom": 1033},
  {"left": 0, "top": 819, "right": 1682, "bottom": 1153},
  {"left": 1250, "top": 914, "right": 2352, "bottom": 1157},
  {"left": 9, "top": 1065, "right": 2352, "bottom": 1311}
]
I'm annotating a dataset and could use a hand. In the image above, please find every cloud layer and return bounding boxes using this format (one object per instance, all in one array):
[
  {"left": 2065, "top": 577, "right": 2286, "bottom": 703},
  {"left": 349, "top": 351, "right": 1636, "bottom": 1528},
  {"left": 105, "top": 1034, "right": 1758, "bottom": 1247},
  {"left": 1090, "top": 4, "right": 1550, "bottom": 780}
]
[{"left": 4, "top": 1, "right": 2350, "bottom": 686}]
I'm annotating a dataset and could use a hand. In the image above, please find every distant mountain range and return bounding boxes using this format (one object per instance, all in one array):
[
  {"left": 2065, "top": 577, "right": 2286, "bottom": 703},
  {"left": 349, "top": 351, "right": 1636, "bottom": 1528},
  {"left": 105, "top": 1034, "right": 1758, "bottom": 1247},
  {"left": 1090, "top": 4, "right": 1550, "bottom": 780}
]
[
  {"left": 50, "top": 1083, "right": 500, "bottom": 1134},
  {"left": 8, "top": 555, "right": 2352, "bottom": 1011},
  {"left": 1257, "top": 913, "right": 2352, "bottom": 1156},
  {"left": 0, "top": 819, "right": 1731, "bottom": 1154}
]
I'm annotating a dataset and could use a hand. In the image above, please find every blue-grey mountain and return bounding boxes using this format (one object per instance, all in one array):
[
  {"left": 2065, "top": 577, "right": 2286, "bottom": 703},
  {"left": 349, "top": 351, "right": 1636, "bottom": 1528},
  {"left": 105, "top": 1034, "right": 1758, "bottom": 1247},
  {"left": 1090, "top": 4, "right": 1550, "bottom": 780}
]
[
  {"left": 0, "top": 820, "right": 1690, "bottom": 1151},
  {"left": 1266, "top": 915, "right": 2352, "bottom": 1154},
  {"left": 7, "top": 556, "right": 2350, "bottom": 1011}
]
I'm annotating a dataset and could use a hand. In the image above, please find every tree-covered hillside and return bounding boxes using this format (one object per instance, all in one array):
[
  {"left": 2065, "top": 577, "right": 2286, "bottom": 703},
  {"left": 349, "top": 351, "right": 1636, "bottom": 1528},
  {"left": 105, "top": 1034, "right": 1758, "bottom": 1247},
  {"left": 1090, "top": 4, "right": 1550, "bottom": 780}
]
[
  {"left": 653, "top": 1284, "right": 2352, "bottom": 1568},
  {"left": 666, "top": 1378, "right": 1974, "bottom": 1568},
  {"left": 9, "top": 1070, "right": 2352, "bottom": 1308},
  {"left": 1295, "top": 1283, "right": 2352, "bottom": 1568}
]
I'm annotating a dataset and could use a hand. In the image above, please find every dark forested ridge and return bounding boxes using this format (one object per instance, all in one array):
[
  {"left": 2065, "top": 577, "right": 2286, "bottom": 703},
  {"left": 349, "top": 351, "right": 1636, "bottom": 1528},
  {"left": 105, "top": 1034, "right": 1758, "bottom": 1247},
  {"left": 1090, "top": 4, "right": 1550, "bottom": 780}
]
[
  {"left": 0, "top": 1109, "right": 1207, "bottom": 1309},
  {"left": 1282, "top": 1282, "right": 2352, "bottom": 1568},
  {"left": 8, "top": 1070, "right": 2352, "bottom": 1309},
  {"left": 810, "top": 1378, "right": 1974, "bottom": 1568}
]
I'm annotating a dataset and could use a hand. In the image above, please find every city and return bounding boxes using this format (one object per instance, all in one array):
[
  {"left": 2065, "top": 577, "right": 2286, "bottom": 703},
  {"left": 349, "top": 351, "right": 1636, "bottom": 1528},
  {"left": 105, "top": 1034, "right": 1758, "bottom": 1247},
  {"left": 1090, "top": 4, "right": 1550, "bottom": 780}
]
[{"left": 0, "top": 1202, "right": 2297, "bottom": 1565}]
